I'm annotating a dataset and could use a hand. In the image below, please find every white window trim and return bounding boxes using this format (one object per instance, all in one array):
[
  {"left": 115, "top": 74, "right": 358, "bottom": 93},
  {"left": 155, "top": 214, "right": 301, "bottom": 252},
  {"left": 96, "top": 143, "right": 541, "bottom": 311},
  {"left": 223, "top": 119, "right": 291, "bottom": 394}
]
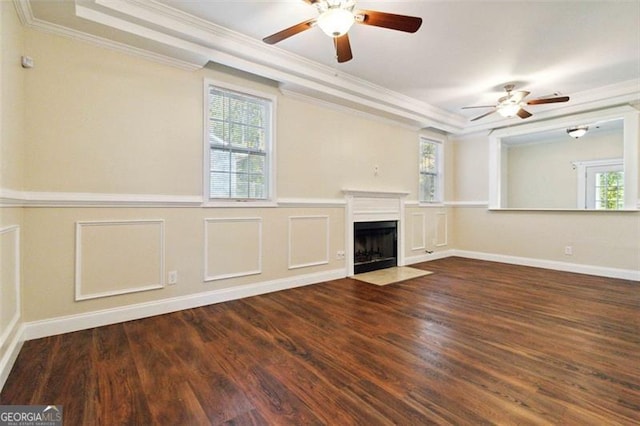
[
  {"left": 418, "top": 135, "right": 445, "bottom": 206},
  {"left": 202, "top": 78, "right": 277, "bottom": 207},
  {"left": 574, "top": 158, "right": 623, "bottom": 209}
]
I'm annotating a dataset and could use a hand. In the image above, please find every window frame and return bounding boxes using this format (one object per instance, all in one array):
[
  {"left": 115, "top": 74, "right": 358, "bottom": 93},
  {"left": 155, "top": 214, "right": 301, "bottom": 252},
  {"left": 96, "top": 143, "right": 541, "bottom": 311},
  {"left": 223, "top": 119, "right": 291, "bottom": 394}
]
[
  {"left": 418, "top": 136, "right": 445, "bottom": 205},
  {"left": 576, "top": 158, "right": 624, "bottom": 210},
  {"left": 203, "top": 79, "right": 277, "bottom": 207}
]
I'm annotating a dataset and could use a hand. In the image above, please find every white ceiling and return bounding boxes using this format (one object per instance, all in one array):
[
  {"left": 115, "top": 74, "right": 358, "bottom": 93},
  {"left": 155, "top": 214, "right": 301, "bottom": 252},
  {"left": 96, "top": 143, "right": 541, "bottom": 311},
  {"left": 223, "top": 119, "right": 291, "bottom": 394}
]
[{"left": 19, "top": 0, "right": 640, "bottom": 133}]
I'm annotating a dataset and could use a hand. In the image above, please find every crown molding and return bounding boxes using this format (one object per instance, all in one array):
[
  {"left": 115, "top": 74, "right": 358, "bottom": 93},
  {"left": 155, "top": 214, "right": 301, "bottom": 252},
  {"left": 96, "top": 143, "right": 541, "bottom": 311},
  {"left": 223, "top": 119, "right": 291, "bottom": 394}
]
[
  {"left": 13, "top": 0, "right": 203, "bottom": 71},
  {"left": 79, "top": 0, "right": 467, "bottom": 132},
  {"left": 14, "top": 0, "right": 640, "bottom": 135},
  {"left": 279, "top": 88, "right": 424, "bottom": 131}
]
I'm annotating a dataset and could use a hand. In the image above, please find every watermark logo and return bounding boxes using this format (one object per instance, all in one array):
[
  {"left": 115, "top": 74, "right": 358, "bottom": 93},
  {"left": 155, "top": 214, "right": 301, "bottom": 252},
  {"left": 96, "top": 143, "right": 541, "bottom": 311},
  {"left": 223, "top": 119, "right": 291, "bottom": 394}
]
[{"left": 0, "top": 405, "right": 62, "bottom": 426}]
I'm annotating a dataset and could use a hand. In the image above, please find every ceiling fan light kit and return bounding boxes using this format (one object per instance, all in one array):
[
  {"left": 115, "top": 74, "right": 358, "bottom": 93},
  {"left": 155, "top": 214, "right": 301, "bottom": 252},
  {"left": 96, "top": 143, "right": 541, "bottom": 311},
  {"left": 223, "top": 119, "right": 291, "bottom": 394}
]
[
  {"left": 317, "top": 9, "right": 354, "bottom": 37},
  {"left": 497, "top": 103, "right": 522, "bottom": 118},
  {"left": 262, "top": 0, "right": 422, "bottom": 63},
  {"left": 317, "top": 4, "right": 355, "bottom": 37},
  {"left": 567, "top": 126, "right": 589, "bottom": 139},
  {"left": 463, "top": 84, "right": 571, "bottom": 122}
]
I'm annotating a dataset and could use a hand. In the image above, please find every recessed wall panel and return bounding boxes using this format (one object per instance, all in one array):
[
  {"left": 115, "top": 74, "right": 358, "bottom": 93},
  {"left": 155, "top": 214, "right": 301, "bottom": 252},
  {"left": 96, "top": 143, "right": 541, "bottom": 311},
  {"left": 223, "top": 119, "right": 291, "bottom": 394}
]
[
  {"left": 0, "top": 226, "right": 20, "bottom": 346},
  {"left": 75, "top": 220, "right": 164, "bottom": 300},
  {"left": 411, "top": 213, "right": 426, "bottom": 250},
  {"left": 435, "top": 213, "right": 448, "bottom": 247},
  {"left": 288, "top": 216, "right": 329, "bottom": 269},
  {"left": 204, "top": 218, "right": 262, "bottom": 281}
]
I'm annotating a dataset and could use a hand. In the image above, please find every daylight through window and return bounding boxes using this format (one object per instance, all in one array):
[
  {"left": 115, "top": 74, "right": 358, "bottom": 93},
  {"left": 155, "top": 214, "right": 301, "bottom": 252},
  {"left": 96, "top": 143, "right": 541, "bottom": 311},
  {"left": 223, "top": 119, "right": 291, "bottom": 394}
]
[
  {"left": 594, "top": 170, "right": 624, "bottom": 210},
  {"left": 206, "top": 83, "right": 273, "bottom": 200},
  {"left": 419, "top": 137, "right": 443, "bottom": 203},
  {"left": 579, "top": 159, "right": 624, "bottom": 210}
]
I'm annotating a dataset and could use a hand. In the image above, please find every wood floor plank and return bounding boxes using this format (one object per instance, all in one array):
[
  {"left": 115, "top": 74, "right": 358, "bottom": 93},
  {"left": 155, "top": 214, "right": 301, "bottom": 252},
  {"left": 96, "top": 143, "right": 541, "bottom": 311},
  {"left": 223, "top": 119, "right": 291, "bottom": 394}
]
[{"left": 2, "top": 257, "right": 639, "bottom": 424}]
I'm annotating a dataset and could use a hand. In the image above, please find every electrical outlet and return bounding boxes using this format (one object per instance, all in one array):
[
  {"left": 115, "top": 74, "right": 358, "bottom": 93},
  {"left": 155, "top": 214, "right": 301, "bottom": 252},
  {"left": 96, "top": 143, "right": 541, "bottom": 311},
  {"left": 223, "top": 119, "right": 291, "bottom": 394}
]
[
  {"left": 564, "top": 246, "right": 573, "bottom": 256},
  {"left": 336, "top": 250, "right": 345, "bottom": 260},
  {"left": 168, "top": 270, "right": 178, "bottom": 285}
]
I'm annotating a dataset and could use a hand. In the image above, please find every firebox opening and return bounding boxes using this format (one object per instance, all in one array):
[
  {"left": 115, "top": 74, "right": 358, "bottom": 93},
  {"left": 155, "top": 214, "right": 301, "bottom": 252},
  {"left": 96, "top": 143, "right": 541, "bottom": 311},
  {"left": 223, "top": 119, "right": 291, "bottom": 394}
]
[{"left": 354, "top": 220, "right": 398, "bottom": 274}]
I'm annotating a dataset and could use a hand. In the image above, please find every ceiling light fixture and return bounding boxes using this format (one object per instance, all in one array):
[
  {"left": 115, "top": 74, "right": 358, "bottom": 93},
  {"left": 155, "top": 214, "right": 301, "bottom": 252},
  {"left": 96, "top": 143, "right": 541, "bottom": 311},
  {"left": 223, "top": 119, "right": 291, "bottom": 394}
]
[
  {"left": 317, "top": 7, "right": 355, "bottom": 37},
  {"left": 497, "top": 102, "right": 522, "bottom": 118},
  {"left": 567, "top": 126, "right": 589, "bottom": 139}
]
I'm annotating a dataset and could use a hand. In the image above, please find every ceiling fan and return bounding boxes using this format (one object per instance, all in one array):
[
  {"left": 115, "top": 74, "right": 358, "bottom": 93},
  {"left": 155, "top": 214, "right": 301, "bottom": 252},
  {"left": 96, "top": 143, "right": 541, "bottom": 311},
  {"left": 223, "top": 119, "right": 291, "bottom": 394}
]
[
  {"left": 463, "top": 84, "right": 570, "bottom": 122},
  {"left": 262, "top": 0, "right": 422, "bottom": 63}
]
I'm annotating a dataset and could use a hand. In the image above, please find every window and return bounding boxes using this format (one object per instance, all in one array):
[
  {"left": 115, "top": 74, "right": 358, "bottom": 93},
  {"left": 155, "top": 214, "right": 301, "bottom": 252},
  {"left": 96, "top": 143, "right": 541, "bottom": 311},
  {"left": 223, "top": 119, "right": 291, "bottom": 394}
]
[
  {"left": 586, "top": 162, "right": 624, "bottom": 210},
  {"left": 205, "top": 80, "right": 275, "bottom": 202},
  {"left": 419, "top": 137, "right": 443, "bottom": 203},
  {"left": 576, "top": 159, "right": 624, "bottom": 209}
]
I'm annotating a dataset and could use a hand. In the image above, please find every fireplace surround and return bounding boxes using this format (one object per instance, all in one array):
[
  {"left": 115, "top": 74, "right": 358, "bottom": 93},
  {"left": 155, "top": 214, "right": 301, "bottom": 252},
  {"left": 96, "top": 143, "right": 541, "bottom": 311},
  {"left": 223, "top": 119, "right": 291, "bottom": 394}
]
[{"left": 343, "top": 189, "right": 408, "bottom": 276}]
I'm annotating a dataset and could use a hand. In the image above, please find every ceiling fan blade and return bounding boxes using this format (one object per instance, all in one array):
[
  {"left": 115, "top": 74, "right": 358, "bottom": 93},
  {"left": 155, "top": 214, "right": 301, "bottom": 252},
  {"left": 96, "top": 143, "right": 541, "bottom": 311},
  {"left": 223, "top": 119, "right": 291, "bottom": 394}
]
[
  {"left": 462, "top": 105, "right": 497, "bottom": 109},
  {"left": 334, "top": 34, "right": 353, "bottom": 63},
  {"left": 470, "top": 109, "right": 496, "bottom": 122},
  {"left": 517, "top": 108, "right": 532, "bottom": 119},
  {"left": 527, "top": 96, "right": 570, "bottom": 105},
  {"left": 356, "top": 10, "right": 423, "bottom": 33},
  {"left": 263, "top": 19, "right": 316, "bottom": 45}
]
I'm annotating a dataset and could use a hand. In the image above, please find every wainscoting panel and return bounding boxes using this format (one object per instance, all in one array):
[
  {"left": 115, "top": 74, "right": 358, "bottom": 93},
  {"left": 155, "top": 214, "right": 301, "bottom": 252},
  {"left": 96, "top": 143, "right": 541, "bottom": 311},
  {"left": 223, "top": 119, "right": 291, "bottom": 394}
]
[
  {"left": 204, "top": 217, "right": 262, "bottom": 281},
  {"left": 288, "top": 216, "right": 329, "bottom": 270},
  {"left": 75, "top": 220, "right": 165, "bottom": 301},
  {"left": 0, "top": 226, "right": 20, "bottom": 348},
  {"left": 410, "top": 213, "right": 426, "bottom": 250},
  {"left": 435, "top": 212, "right": 448, "bottom": 247}
]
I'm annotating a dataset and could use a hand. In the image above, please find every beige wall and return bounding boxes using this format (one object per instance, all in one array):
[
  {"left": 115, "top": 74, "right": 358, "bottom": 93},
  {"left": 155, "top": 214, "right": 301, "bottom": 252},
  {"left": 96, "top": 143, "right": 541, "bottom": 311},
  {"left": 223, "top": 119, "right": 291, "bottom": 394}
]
[
  {"left": 23, "top": 29, "right": 202, "bottom": 195},
  {"left": 22, "top": 29, "right": 422, "bottom": 199},
  {"left": 278, "top": 98, "right": 419, "bottom": 199},
  {"left": 451, "top": 133, "right": 489, "bottom": 203},
  {"left": 404, "top": 205, "right": 452, "bottom": 258},
  {"left": 0, "top": 1, "right": 25, "bottom": 373},
  {"left": 506, "top": 130, "right": 623, "bottom": 208},
  {"left": 451, "top": 134, "right": 640, "bottom": 270},
  {"left": 0, "top": 1, "right": 24, "bottom": 193},
  {"left": 12, "top": 26, "right": 452, "bottom": 323},
  {"left": 22, "top": 207, "right": 347, "bottom": 320},
  {"left": 1, "top": 2, "right": 637, "bottom": 353}
]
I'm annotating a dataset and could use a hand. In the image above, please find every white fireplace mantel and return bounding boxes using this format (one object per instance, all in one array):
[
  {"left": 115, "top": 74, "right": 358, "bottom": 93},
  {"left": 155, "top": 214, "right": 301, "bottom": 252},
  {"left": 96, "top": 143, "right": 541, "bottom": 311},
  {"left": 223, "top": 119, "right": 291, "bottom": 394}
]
[{"left": 343, "top": 189, "right": 409, "bottom": 276}]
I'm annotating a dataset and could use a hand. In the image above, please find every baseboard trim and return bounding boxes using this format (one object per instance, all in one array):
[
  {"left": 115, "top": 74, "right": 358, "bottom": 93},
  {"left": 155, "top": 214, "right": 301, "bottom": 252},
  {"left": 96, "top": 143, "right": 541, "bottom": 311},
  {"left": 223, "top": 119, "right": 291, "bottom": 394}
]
[
  {"left": 3, "top": 251, "right": 637, "bottom": 391},
  {"left": 0, "top": 324, "right": 25, "bottom": 392},
  {"left": 22, "top": 268, "right": 347, "bottom": 341},
  {"left": 404, "top": 249, "right": 455, "bottom": 266},
  {"left": 452, "top": 250, "right": 640, "bottom": 281}
]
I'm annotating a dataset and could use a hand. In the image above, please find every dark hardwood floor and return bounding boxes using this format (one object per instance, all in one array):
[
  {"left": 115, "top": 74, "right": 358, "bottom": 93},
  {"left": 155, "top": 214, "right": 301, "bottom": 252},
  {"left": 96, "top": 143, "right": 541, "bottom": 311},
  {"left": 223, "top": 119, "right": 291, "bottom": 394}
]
[{"left": 2, "top": 257, "right": 639, "bottom": 425}]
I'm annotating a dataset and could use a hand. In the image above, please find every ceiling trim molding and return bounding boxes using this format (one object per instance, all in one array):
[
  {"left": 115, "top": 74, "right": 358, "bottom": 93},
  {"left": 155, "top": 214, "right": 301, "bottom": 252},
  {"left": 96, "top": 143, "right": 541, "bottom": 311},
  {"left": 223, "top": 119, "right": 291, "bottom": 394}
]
[
  {"left": 15, "top": 0, "right": 640, "bottom": 135},
  {"left": 13, "top": 0, "right": 203, "bottom": 71},
  {"left": 279, "top": 88, "right": 423, "bottom": 131},
  {"left": 83, "top": 0, "right": 467, "bottom": 132}
]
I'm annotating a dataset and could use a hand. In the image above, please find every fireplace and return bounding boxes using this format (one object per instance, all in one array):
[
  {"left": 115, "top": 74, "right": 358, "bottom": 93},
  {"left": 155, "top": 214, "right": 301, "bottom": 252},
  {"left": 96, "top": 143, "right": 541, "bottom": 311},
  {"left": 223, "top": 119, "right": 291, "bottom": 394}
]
[
  {"left": 343, "top": 189, "right": 407, "bottom": 276},
  {"left": 353, "top": 221, "right": 398, "bottom": 274}
]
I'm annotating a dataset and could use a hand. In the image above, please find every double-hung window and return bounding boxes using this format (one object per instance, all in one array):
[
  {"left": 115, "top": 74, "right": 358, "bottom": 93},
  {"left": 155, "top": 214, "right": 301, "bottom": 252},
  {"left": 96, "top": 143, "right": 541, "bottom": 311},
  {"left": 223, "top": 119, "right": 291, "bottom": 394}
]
[
  {"left": 419, "top": 137, "right": 444, "bottom": 203},
  {"left": 205, "top": 80, "right": 275, "bottom": 202}
]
